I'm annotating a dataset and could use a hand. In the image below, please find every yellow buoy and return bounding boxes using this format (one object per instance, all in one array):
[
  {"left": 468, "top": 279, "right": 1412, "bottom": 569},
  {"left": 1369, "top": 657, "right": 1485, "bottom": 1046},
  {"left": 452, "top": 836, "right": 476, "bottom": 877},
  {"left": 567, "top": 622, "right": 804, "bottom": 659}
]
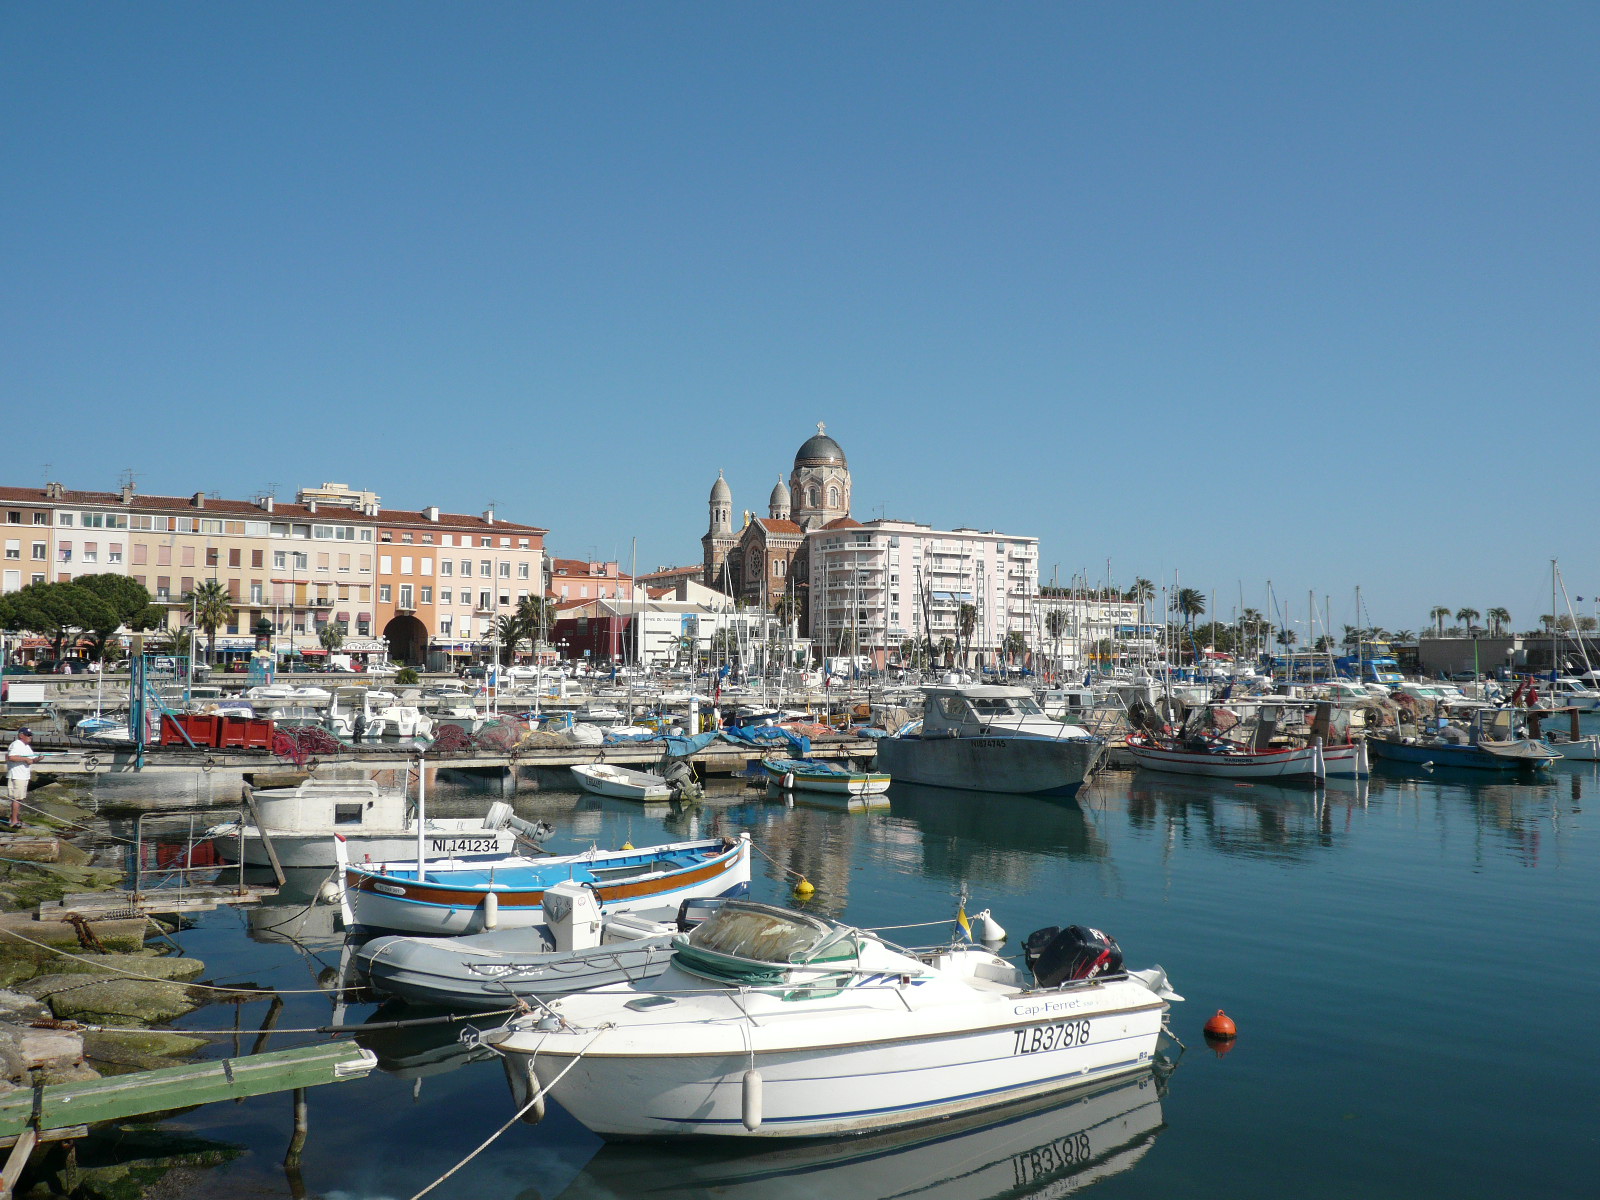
[
  {"left": 793, "top": 878, "right": 815, "bottom": 899},
  {"left": 621, "top": 841, "right": 634, "bottom": 850}
]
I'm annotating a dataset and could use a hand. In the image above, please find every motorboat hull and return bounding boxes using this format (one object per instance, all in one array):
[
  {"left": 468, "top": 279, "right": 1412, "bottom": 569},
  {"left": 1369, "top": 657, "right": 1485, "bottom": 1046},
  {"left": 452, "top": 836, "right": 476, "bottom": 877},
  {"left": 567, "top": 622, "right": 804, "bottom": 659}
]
[
  {"left": 503, "top": 981, "right": 1167, "bottom": 1138},
  {"left": 874, "top": 734, "right": 1099, "bottom": 797}
]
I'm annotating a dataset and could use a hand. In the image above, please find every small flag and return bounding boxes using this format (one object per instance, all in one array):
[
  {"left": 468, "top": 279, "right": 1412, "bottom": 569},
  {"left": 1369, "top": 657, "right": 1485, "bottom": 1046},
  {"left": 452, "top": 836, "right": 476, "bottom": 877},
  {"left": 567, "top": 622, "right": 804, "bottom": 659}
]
[{"left": 956, "top": 904, "right": 972, "bottom": 941}]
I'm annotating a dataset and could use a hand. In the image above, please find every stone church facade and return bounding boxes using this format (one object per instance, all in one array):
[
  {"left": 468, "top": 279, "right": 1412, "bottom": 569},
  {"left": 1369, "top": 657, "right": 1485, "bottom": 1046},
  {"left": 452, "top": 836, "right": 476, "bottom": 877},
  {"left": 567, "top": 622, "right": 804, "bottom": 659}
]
[{"left": 701, "top": 423, "right": 856, "bottom": 617}]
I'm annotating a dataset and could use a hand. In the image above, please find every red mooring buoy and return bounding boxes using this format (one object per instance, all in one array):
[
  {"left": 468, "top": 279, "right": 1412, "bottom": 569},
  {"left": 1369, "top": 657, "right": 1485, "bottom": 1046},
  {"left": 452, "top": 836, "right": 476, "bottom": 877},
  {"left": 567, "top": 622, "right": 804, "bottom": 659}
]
[{"left": 1204, "top": 1009, "right": 1238, "bottom": 1039}]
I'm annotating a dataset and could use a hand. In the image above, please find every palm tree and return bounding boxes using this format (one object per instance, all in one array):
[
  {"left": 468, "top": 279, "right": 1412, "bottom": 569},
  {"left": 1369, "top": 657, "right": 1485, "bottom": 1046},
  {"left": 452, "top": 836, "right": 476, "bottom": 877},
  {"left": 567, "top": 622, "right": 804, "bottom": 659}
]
[
  {"left": 492, "top": 614, "right": 523, "bottom": 666},
  {"left": 1044, "top": 609, "right": 1068, "bottom": 673},
  {"left": 187, "top": 579, "right": 235, "bottom": 665},
  {"left": 1173, "top": 588, "right": 1205, "bottom": 629},
  {"left": 1429, "top": 606, "right": 1450, "bottom": 638},
  {"left": 318, "top": 619, "right": 347, "bottom": 657},
  {"left": 515, "top": 595, "right": 557, "bottom": 652},
  {"left": 937, "top": 636, "right": 956, "bottom": 667},
  {"left": 1128, "top": 578, "right": 1154, "bottom": 624},
  {"left": 1455, "top": 607, "right": 1480, "bottom": 632},
  {"left": 957, "top": 603, "right": 977, "bottom": 664},
  {"left": 1276, "top": 628, "right": 1297, "bottom": 648},
  {"left": 1001, "top": 630, "right": 1027, "bottom": 667},
  {"left": 1486, "top": 607, "right": 1511, "bottom": 636}
]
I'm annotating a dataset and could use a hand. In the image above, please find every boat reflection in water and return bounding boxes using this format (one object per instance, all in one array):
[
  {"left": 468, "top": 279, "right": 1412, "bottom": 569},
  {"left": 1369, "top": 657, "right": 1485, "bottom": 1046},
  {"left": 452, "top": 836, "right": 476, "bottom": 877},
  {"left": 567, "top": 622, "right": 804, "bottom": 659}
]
[{"left": 552, "top": 1067, "right": 1169, "bottom": 1200}]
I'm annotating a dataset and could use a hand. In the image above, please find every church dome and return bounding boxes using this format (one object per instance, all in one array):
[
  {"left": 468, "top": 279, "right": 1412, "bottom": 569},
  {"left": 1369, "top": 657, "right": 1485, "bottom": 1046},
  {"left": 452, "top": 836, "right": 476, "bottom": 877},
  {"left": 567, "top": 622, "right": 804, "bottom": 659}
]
[
  {"left": 794, "top": 422, "right": 846, "bottom": 469},
  {"left": 709, "top": 470, "right": 731, "bottom": 503},
  {"left": 768, "top": 475, "right": 790, "bottom": 506}
]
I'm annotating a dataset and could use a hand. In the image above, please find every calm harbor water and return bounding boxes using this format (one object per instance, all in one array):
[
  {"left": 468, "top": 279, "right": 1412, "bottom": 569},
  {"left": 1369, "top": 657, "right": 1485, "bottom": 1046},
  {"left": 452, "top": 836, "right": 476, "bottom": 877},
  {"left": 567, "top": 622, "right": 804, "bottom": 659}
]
[{"left": 94, "top": 752, "right": 1597, "bottom": 1200}]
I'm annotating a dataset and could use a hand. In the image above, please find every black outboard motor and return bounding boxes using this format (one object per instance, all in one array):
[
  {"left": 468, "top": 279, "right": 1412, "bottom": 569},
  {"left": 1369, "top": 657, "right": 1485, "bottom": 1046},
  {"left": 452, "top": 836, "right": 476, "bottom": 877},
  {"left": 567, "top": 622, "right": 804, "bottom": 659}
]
[{"left": 1023, "top": 925, "right": 1124, "bottom": 989}]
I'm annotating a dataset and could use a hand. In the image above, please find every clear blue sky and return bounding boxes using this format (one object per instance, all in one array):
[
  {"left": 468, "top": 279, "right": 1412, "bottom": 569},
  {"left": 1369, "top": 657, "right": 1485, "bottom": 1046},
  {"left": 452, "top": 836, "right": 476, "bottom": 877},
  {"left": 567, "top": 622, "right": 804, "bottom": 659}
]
[{"left": 5, "top": 3, "right": 1596, "bottom": 634}]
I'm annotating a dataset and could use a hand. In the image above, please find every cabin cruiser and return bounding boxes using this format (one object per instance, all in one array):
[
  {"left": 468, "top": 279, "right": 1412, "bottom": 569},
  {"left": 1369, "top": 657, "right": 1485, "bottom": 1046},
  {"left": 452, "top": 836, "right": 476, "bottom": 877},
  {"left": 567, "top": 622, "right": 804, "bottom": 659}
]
[{"left": 875, "top": 685, "right": 1102, "bottom": 796}]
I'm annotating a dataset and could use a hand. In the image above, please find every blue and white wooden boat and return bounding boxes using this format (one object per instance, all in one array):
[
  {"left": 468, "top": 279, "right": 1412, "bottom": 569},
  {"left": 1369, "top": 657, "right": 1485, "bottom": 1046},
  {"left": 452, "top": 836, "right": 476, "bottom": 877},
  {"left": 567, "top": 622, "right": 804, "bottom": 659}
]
[
  {"left": 339, "top": 833, "right": 751, "bottom": 935},
  {"left": 1369, "top": 707, "right": 1558, "bottom": 772}
]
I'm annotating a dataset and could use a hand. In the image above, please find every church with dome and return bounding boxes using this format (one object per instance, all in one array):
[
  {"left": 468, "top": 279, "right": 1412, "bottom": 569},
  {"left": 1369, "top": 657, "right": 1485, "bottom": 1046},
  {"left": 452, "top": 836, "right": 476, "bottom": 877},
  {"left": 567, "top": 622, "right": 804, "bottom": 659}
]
[{"left": 701, "top": 423, "right": 860, "bottom": 613}]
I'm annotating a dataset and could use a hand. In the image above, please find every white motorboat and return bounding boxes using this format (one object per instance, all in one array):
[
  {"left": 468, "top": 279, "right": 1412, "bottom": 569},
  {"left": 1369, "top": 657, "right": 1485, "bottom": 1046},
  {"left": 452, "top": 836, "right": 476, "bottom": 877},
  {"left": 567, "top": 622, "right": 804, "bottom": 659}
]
[
  {"left": 570, "top": 762, "right": 674, "bottom": 801},
  {"left": 326, "top": 686, "right": 436, "bottom": 740},
  {"left": 1543, "top": 677, "right": 1600, "bottom": 712},
  {"left": 209, "top": 778, "right": 550, "bottom": 868},
  {"left": 874, "top": 686, "right": 1103, "bottom": 796},
  {"left": 476, "top": 901, "right": 1180, "bottom": 1139}
]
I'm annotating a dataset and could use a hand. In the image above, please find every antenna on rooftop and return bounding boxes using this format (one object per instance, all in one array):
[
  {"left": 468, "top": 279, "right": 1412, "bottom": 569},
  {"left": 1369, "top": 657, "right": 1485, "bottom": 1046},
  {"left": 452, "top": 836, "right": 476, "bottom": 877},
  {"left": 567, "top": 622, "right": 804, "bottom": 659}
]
[
  {"left": 42, "top": 463, "right": 52, "bottom": 485},
  {"left": 263, "top": 481, "right": 279, "bottom": 499},
  {"left": 118, "top": 468, "right": 140, "bottom": 492}
]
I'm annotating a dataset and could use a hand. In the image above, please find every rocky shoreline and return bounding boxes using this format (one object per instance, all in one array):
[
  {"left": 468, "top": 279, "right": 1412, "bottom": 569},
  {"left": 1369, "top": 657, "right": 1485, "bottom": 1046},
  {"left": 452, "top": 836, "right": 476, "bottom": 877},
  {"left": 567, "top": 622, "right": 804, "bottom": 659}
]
[{"left": 0, "top": 775, "right": 247, "bottom": 1198}]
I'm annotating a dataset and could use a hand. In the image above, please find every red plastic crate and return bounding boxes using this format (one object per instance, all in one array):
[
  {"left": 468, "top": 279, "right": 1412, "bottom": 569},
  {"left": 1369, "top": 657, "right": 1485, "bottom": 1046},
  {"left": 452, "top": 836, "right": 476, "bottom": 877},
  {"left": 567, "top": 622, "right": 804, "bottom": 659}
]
[{"left": 160, "top": 713, "right": 222, "bottom": 748}]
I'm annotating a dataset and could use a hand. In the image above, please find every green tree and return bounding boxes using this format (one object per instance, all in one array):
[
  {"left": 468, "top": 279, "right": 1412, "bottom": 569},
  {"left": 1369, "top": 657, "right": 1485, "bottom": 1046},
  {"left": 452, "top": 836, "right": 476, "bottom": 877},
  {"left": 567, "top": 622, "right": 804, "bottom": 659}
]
[
  {"left": 1429, "top": 606, "right": 1451, "bottom": 638},
  {"left": 1579, "top": 615, "right": 1598, "bottom": 634},
  {"left": 492, "top": 614, "right": 523, "bottom": 665},
  {"left": 1276, "top": 628, "right": 1298, "bottom": 648},
  {"left": 186, "top": 579, "right": 235, "bottom": 664},
  {"left": 1001, "top": 630, "right": 1027, "bottom": 666},
  {"left": 515, "top": 595, "right": 558, "bottom": 651},
  {"left": 0, "top": 581, "right": 115, "bottom": 661},
  {"left": 1455, "top": 607, "right": 1480, "bottom": 632},
  {"left": 318, "top": 619, "right": 348, "bottom": 656},
  {"left": 1486, "top": 607, "right": 1511, "bottom": 636},
  {"left": 957, "top": 604, "right": 977, "bottom": 663},
  {"left": 936, "top": 636, "right": 956, "bottom": 666},
  {"left": 1173, "top": 588, "right": 1206, "bottom": 629},
  {"left": 1127, "top": 578, "right": 1154, "bottom": 624}
]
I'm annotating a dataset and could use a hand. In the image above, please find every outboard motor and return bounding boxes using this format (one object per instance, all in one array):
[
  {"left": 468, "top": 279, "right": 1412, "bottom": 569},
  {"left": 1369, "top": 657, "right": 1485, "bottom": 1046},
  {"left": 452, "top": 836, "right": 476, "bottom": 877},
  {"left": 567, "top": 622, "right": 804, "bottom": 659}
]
[
  {"left": 1023, "top": 925, "right": 1124, "bottom": 989},
  {"left": 484, "top": 802, "right": 555, "bottom": 846}
]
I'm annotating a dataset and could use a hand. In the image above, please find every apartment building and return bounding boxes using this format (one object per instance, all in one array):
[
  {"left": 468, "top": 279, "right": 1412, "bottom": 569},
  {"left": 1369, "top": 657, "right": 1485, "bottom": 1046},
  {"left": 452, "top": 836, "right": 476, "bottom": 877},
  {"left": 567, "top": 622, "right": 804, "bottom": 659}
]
[
  {"left": 806, "top": 519, "right": 1040, "bottom": 669},
  {"left": 1, "top": 480, "right": 545, "bottom": 667},
  {"left": 373, "top": 502, "right": 547, "bottom": 665}
]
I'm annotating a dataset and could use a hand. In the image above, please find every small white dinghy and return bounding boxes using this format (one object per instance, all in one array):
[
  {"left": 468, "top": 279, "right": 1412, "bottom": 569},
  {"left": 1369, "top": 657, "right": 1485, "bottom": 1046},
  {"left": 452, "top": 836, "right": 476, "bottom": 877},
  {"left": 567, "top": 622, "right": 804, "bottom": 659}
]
[
  {"left": 475, "top": 902, "right": 1180, "bottom": 1139},
  {"left": 570, "top": 762, "right": 674, "bottom": 801}
]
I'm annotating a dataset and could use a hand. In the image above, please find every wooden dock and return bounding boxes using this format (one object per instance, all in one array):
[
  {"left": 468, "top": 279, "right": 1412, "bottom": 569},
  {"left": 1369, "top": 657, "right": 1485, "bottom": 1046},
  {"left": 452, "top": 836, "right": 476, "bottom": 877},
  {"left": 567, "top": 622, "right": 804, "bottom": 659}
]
[
  {"left": 24, "top": 734, "right": 880, "bottom": 779},
  {"left": 37, "top": 885, "right": 279, "bottom": 921},
  {"left": 0, "top": 1042, "right": 376, "bottom": 1195}
]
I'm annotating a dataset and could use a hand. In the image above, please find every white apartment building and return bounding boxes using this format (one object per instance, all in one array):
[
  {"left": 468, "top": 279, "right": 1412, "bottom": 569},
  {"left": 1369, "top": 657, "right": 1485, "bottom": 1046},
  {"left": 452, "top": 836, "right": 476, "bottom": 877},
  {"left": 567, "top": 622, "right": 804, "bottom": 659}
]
[{"left": 806, "top": 520, "right": 1040, "bottom": 668}]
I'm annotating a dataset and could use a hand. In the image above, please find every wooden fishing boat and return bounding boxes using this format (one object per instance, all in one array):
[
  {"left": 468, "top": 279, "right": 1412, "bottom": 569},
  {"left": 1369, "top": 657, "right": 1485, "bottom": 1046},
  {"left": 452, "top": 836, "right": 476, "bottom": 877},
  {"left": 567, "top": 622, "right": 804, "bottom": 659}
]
[
  {"left": 760, "top": 757, "right": 891, "bottom": 796},
  {"left": 338, "top": 833, "right": 751, "bottom": 935}
]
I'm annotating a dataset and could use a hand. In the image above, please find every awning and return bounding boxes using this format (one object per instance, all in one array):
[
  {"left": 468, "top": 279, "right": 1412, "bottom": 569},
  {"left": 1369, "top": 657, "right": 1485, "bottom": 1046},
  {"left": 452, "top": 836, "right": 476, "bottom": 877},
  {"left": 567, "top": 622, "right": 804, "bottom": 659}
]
[
  {"left": 299, "top": 648, "right": 328, "bottom": 655},
  {"left": 358, "top": 612, "right": 372, "bottom": 622}
]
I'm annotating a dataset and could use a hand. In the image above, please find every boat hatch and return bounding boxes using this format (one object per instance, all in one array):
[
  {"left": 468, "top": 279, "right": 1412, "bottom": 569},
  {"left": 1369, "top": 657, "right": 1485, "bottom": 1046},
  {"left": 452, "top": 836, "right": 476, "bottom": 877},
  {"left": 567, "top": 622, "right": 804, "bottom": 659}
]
[{"left": 334, "top": 804, "right": 364, "bottom": 826}]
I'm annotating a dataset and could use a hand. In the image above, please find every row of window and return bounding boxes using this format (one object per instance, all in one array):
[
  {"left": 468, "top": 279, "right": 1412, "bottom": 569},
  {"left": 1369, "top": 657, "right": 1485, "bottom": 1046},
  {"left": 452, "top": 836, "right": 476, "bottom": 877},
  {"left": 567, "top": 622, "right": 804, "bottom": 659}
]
[
  {"left": 375, "top": 585, "right": 528, "bottom": 610},
  {"left": 381, "top": 531, "right": 535, "bottom": 549},
  {"left": 377, "top": 557, "right": 533, "bottom": 580}
]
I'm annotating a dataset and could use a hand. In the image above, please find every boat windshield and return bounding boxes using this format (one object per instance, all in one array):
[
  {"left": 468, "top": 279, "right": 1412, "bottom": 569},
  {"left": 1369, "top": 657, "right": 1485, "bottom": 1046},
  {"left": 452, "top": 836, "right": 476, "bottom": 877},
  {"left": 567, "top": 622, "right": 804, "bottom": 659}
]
[
  {"left": 687, "top": 902, "right": 834, "bottom": 964},
  {"left": 970, "top": 697, "right": 1020, "bottom": 716}
]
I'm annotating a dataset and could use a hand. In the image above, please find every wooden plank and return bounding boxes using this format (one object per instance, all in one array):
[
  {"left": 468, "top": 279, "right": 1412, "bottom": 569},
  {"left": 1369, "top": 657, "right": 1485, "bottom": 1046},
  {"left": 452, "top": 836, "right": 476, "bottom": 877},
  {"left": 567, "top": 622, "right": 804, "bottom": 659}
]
[
  {"left": 0, "top": 1043, "right": 376, "bottom": 1136},
  {"left": 240, "top": 784, "right": 287, "bottom": 888},
  {"left": 0, "top": 1127, "right": 35, "bottom": 1198}
]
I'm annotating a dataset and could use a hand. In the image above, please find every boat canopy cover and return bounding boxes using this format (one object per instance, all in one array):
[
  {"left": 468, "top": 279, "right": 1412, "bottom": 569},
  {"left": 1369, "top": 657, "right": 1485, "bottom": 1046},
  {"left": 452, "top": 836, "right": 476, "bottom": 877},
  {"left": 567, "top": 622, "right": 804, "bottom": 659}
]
[{"left": 674, "top": 901, "right": 856, "bottom": 986}]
